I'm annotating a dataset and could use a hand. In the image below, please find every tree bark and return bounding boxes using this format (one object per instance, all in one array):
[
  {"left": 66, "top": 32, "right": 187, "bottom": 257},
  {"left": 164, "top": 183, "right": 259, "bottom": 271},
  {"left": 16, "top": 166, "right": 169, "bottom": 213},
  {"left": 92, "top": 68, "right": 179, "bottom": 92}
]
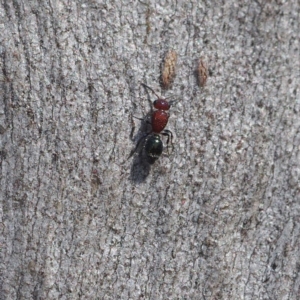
[{"left": 0, "top": 0, "right": 299, "bottom": 299}]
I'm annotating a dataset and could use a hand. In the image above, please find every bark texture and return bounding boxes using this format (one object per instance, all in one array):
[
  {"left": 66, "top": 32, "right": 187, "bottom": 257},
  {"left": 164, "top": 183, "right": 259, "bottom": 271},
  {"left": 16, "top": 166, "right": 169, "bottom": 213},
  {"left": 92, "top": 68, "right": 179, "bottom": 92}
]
[{"left": 0, "top": 0, "right": 300, "bottom": 299}]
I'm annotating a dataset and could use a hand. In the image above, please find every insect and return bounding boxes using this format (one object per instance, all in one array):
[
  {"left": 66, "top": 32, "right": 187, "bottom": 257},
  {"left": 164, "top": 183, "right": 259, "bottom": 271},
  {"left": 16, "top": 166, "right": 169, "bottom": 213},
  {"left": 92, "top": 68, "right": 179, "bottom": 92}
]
[
  {"left": 197, "top": 58, "right": 208, "bottom": 87},
  {"left": 161, "top": 50, "right": 177, "bottom": 89},
  {"left": 144, "top": 134, "right": 163, "bottom": 158},
  {"left": 129, "top": 83, "right": 174, "bottom": 160}
]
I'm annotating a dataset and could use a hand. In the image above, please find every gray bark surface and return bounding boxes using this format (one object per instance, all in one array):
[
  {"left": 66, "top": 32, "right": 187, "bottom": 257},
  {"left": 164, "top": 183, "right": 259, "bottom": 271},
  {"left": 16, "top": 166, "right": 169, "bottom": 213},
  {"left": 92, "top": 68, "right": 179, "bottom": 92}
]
[{"left": 0, "top": 1, "right": 299, "bottom": 299}]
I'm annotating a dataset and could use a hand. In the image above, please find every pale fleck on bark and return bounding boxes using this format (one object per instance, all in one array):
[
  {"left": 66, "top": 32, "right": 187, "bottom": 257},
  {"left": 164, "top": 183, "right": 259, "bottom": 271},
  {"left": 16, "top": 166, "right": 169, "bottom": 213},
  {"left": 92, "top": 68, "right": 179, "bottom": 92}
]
[{"left": 0, "top": 1, "right": 300, "bottom": 300}]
